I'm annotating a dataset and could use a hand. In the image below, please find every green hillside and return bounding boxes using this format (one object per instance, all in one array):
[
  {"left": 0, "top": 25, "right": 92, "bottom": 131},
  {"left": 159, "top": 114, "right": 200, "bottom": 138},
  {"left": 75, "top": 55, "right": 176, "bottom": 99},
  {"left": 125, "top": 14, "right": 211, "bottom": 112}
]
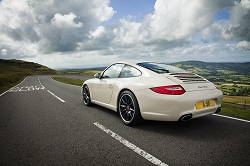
[
  {"left": 171, "top": 61, "right": 250, "bottom": 96},
  {"left": 172, "top": 61, "right": 250, "bottom": 84},
  {"left": 0, "top": 59, "right": 56, "bottom": 93}
]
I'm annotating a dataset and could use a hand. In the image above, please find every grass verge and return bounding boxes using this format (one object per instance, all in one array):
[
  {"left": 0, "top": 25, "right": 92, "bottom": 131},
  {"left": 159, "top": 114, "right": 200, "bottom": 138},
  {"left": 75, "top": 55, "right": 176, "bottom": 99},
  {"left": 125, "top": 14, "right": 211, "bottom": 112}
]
[
  {"left": 220, "top": 102, "right": 250, "bottom": 120},
  {"left": 0, "top": 76, "right": 26, "bottom": 94},
  {"left": 223, "top": 95, "right": 250, "bottom": 106},
  {"left": 51, "top": 77, "right": 85, "bottom": 86}
]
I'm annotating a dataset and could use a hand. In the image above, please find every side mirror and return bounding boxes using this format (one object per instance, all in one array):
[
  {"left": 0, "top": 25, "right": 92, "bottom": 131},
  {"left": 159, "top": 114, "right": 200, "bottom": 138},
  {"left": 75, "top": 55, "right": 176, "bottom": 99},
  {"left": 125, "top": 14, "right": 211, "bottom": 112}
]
[{"left": 94, "top": 73, "right": 101, "bottom": 78}]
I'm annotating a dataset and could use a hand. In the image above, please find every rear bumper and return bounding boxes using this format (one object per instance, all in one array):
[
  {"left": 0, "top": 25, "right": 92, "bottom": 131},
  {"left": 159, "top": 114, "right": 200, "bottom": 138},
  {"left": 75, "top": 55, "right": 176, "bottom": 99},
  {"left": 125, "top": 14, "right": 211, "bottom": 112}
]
[{"left": 134, "top": 89, "right": 223, "bottom": 121}]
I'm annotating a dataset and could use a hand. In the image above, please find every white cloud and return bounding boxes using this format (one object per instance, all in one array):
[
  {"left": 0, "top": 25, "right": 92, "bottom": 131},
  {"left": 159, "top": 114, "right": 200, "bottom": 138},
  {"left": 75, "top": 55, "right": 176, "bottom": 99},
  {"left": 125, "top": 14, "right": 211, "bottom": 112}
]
[
  {"left": 51, "top": 13, "right": 83, "bottom": 28},
  {"left": 236, "top": 41, "right": 250, "bottom": 50},
  {"left": 202, "top": 0, "right": 250, "bottom": 42},
  {"left": 1, "top": 49, "right": 8, "bottom": 55},
  {"left": 90, "top": 26, "right": 105, "bottom": 38},
  {"left": 0, "top": 0, "right": 115, "bottom": 55}
]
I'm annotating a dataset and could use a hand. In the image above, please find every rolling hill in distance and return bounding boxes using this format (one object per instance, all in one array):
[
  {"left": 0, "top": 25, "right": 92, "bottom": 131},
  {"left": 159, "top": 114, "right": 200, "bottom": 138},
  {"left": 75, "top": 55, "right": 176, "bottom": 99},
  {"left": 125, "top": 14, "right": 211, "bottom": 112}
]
[
  {"left": 171, "top": 60, "right": 250, "bottom": 84},
  {"left": 172, "top": 60, "right": 250, "bottom": 75},
  {"left": 0, "top": 59, "right": 56, "bottom": 93}
]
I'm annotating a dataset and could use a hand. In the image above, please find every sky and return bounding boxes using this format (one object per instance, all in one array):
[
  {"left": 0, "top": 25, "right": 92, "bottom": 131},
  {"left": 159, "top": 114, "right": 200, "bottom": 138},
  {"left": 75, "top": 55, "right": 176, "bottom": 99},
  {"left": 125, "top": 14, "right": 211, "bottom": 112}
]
[{"left": 0, "top": 0, "right": 250, "bottom": 69}]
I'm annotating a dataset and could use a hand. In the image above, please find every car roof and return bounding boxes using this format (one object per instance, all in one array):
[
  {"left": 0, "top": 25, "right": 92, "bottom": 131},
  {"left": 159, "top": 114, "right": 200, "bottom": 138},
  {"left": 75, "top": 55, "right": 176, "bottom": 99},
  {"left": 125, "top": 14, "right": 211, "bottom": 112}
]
[
  {"left": 115, "top": 61, "right": 137, "bottom": 66},
  {"left": 115, "top": 61, "right": 168, "bottom": 66}
]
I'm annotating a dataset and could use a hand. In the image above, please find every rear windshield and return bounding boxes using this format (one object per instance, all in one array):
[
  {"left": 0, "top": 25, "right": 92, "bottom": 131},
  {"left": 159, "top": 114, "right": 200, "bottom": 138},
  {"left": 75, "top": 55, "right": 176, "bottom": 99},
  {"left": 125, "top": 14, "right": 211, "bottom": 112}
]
[{"left": 137, "top": 62, "right": 187, "bottom": 74}]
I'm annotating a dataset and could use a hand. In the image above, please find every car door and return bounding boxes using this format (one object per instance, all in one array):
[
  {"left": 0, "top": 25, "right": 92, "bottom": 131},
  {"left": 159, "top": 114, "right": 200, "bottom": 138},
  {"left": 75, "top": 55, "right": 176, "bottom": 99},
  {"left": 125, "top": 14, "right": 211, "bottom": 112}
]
[{"left": 91, "top": 63, "right": 124, "bottom": 104}]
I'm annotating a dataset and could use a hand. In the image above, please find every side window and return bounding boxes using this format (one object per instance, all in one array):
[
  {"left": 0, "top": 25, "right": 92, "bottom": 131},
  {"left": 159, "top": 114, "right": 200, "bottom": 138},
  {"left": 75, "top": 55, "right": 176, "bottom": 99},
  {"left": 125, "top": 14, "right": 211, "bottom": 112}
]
[
  {"left": 102, "top": 64, "right": 124, "bottom": 78},
  {"left": 119, "top": 65, "right": 141, "bottom": 78}
]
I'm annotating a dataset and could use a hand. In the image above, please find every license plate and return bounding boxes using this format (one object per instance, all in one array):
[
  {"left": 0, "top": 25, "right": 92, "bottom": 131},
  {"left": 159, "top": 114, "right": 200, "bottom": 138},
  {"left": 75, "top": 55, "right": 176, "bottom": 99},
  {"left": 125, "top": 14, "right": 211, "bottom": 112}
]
[{"left": 196, "top": 100, "right": 215, "bottom": 110}]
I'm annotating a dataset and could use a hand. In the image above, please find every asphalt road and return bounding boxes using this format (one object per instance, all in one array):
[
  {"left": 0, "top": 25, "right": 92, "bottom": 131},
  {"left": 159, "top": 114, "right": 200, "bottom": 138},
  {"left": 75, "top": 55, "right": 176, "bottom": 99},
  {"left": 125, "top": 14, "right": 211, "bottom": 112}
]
[{"left": 0, "top": 76, "right": 250, "bottom": 166}]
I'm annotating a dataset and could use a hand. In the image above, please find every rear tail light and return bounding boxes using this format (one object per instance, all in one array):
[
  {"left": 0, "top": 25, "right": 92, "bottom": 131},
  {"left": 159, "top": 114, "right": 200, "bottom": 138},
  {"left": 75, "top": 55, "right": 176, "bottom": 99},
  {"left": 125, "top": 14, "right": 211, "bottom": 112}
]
[
  {"left": 150, "top": 85, "right": 186, "bottom": 95},
  {"left": 214, "top": 83, "right": 219, "bottom": 89}
]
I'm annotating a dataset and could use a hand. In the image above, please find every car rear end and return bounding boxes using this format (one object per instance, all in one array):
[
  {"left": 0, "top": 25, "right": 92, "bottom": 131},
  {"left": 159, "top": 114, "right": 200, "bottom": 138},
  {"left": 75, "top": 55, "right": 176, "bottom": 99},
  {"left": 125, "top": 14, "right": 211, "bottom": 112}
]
[{"left": 134, "top": 71, "right": 223, "bottom": 121}]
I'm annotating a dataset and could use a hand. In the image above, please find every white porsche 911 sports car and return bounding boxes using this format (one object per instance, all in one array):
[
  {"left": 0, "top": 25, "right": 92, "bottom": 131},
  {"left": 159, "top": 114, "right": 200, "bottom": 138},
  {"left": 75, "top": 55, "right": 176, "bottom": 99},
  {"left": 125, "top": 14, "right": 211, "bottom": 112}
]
[{"left": 82, "top": 62, "right": 223, "bottom": 125}]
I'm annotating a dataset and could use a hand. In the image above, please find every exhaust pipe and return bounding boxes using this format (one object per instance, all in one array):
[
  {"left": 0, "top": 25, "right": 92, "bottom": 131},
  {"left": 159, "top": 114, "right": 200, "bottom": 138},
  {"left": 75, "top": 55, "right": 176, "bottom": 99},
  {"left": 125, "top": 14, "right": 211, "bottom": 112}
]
[
  {"left": 215, "top": 107, "right": 221, "bottom": 113},
  {"left": 179, "top": 114, "right": 192, "bottom": 121}
]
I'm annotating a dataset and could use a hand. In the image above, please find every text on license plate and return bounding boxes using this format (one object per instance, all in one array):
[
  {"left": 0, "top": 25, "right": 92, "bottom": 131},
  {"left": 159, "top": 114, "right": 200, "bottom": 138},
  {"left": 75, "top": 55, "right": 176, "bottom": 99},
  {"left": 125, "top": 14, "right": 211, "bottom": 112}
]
[{"left": 196, "top": 100, "right": 215, "bottom": 110}]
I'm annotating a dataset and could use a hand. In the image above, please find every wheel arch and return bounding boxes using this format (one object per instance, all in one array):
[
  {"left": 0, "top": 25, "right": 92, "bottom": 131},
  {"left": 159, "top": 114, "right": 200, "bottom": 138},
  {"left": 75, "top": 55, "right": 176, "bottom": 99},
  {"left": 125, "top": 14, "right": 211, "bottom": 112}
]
[{"left": 116, "top": 88, "right": 143, "bottom": 125}]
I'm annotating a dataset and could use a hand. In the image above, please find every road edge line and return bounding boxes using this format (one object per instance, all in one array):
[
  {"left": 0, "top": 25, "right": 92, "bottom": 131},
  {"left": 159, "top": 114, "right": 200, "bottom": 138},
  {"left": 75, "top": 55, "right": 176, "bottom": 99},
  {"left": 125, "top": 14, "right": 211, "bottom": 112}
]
[
  {"left": 213, "top": 114, "right": 250, "bottom": 123},
  {"left": 50, "top": 77, "right": 80, "bottom": 87}
]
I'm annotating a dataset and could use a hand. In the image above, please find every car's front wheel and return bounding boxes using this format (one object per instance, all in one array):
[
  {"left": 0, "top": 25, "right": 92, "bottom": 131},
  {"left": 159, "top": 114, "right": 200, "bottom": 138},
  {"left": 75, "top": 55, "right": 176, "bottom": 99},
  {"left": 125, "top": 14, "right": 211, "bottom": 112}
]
[
  {"left": 118, "top": 90, "right": 143, "bottom": 126},
  {"left": 82, "top": 85, "right": 92, "bottom": 106}
]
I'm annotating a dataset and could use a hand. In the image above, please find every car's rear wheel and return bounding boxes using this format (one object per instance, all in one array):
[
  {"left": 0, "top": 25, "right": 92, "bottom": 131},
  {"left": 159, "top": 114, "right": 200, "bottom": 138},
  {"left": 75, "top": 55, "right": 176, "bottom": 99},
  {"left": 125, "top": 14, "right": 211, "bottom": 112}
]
[
  {"left": 83, "top": 85, "right": 92, "bottom": 106},
  {"left": 118, "top": 90, "right": 143, "bottom": 126}
]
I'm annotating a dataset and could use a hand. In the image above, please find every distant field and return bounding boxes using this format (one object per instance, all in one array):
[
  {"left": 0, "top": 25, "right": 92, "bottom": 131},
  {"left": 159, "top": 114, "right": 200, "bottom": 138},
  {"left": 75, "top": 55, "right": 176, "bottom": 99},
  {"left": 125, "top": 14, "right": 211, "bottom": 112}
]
[
  {"left": 58, "top": 69, "right": 103, "bottom": 76},
  {"left": 80, "top": 70, "right": 103, "bottom": 76},
  {"left": 216, "top": 69, "right": 236, "bottom": 75},
  {"left": 218, "top": 84, "right": 250, "bottom": 96}
]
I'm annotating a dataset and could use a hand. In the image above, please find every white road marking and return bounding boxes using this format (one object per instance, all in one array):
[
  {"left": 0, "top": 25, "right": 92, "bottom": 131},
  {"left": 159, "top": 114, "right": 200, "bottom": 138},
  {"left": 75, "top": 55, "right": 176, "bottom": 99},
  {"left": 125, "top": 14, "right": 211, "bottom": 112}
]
[
  {"left": 40, "top": 77, "right": 65, "bottom": 102},
  {"left": 35, "top": 85, "right": 46, "bottom": 90},
  {"left": 213, "top": 114, "right": 250, "bottom": 123},
  {"left": 38, "top": 77, "right": 42, "bottom": 85},
  {"left": 8, "top": 87, "right": 19, "bottom": 92},
  {"left": 8, "top": 85, "right": 46, "bottom": 92},
  {"left": 94, "top": 122, "right": 168, "bottom": 166},
  {"left": 47, "top": 90, "right": 65, "bottom": 103},
  {"left": 19, "top": 87, "right": 27, "bottom": 92}
]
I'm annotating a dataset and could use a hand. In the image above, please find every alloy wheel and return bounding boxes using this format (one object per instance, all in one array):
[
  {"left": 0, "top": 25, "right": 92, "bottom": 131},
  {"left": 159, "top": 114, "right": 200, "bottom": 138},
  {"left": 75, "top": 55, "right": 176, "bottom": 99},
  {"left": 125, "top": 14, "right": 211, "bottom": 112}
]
[
  {"left": 83, "top": 85, "right": 91, "bottom": 106},
  {"left": 119, "top": 93, "right": 135, "bottom": 123}
]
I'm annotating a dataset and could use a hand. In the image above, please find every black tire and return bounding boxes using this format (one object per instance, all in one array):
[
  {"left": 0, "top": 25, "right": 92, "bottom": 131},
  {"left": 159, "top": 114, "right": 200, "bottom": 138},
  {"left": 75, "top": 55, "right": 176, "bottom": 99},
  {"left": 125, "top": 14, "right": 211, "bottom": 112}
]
[
  {"left": 83, "top": 85, "right": 92, "bottom": 106},
  {"left": 118, "top": 90, "right": 143, "bottom": 126}
]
